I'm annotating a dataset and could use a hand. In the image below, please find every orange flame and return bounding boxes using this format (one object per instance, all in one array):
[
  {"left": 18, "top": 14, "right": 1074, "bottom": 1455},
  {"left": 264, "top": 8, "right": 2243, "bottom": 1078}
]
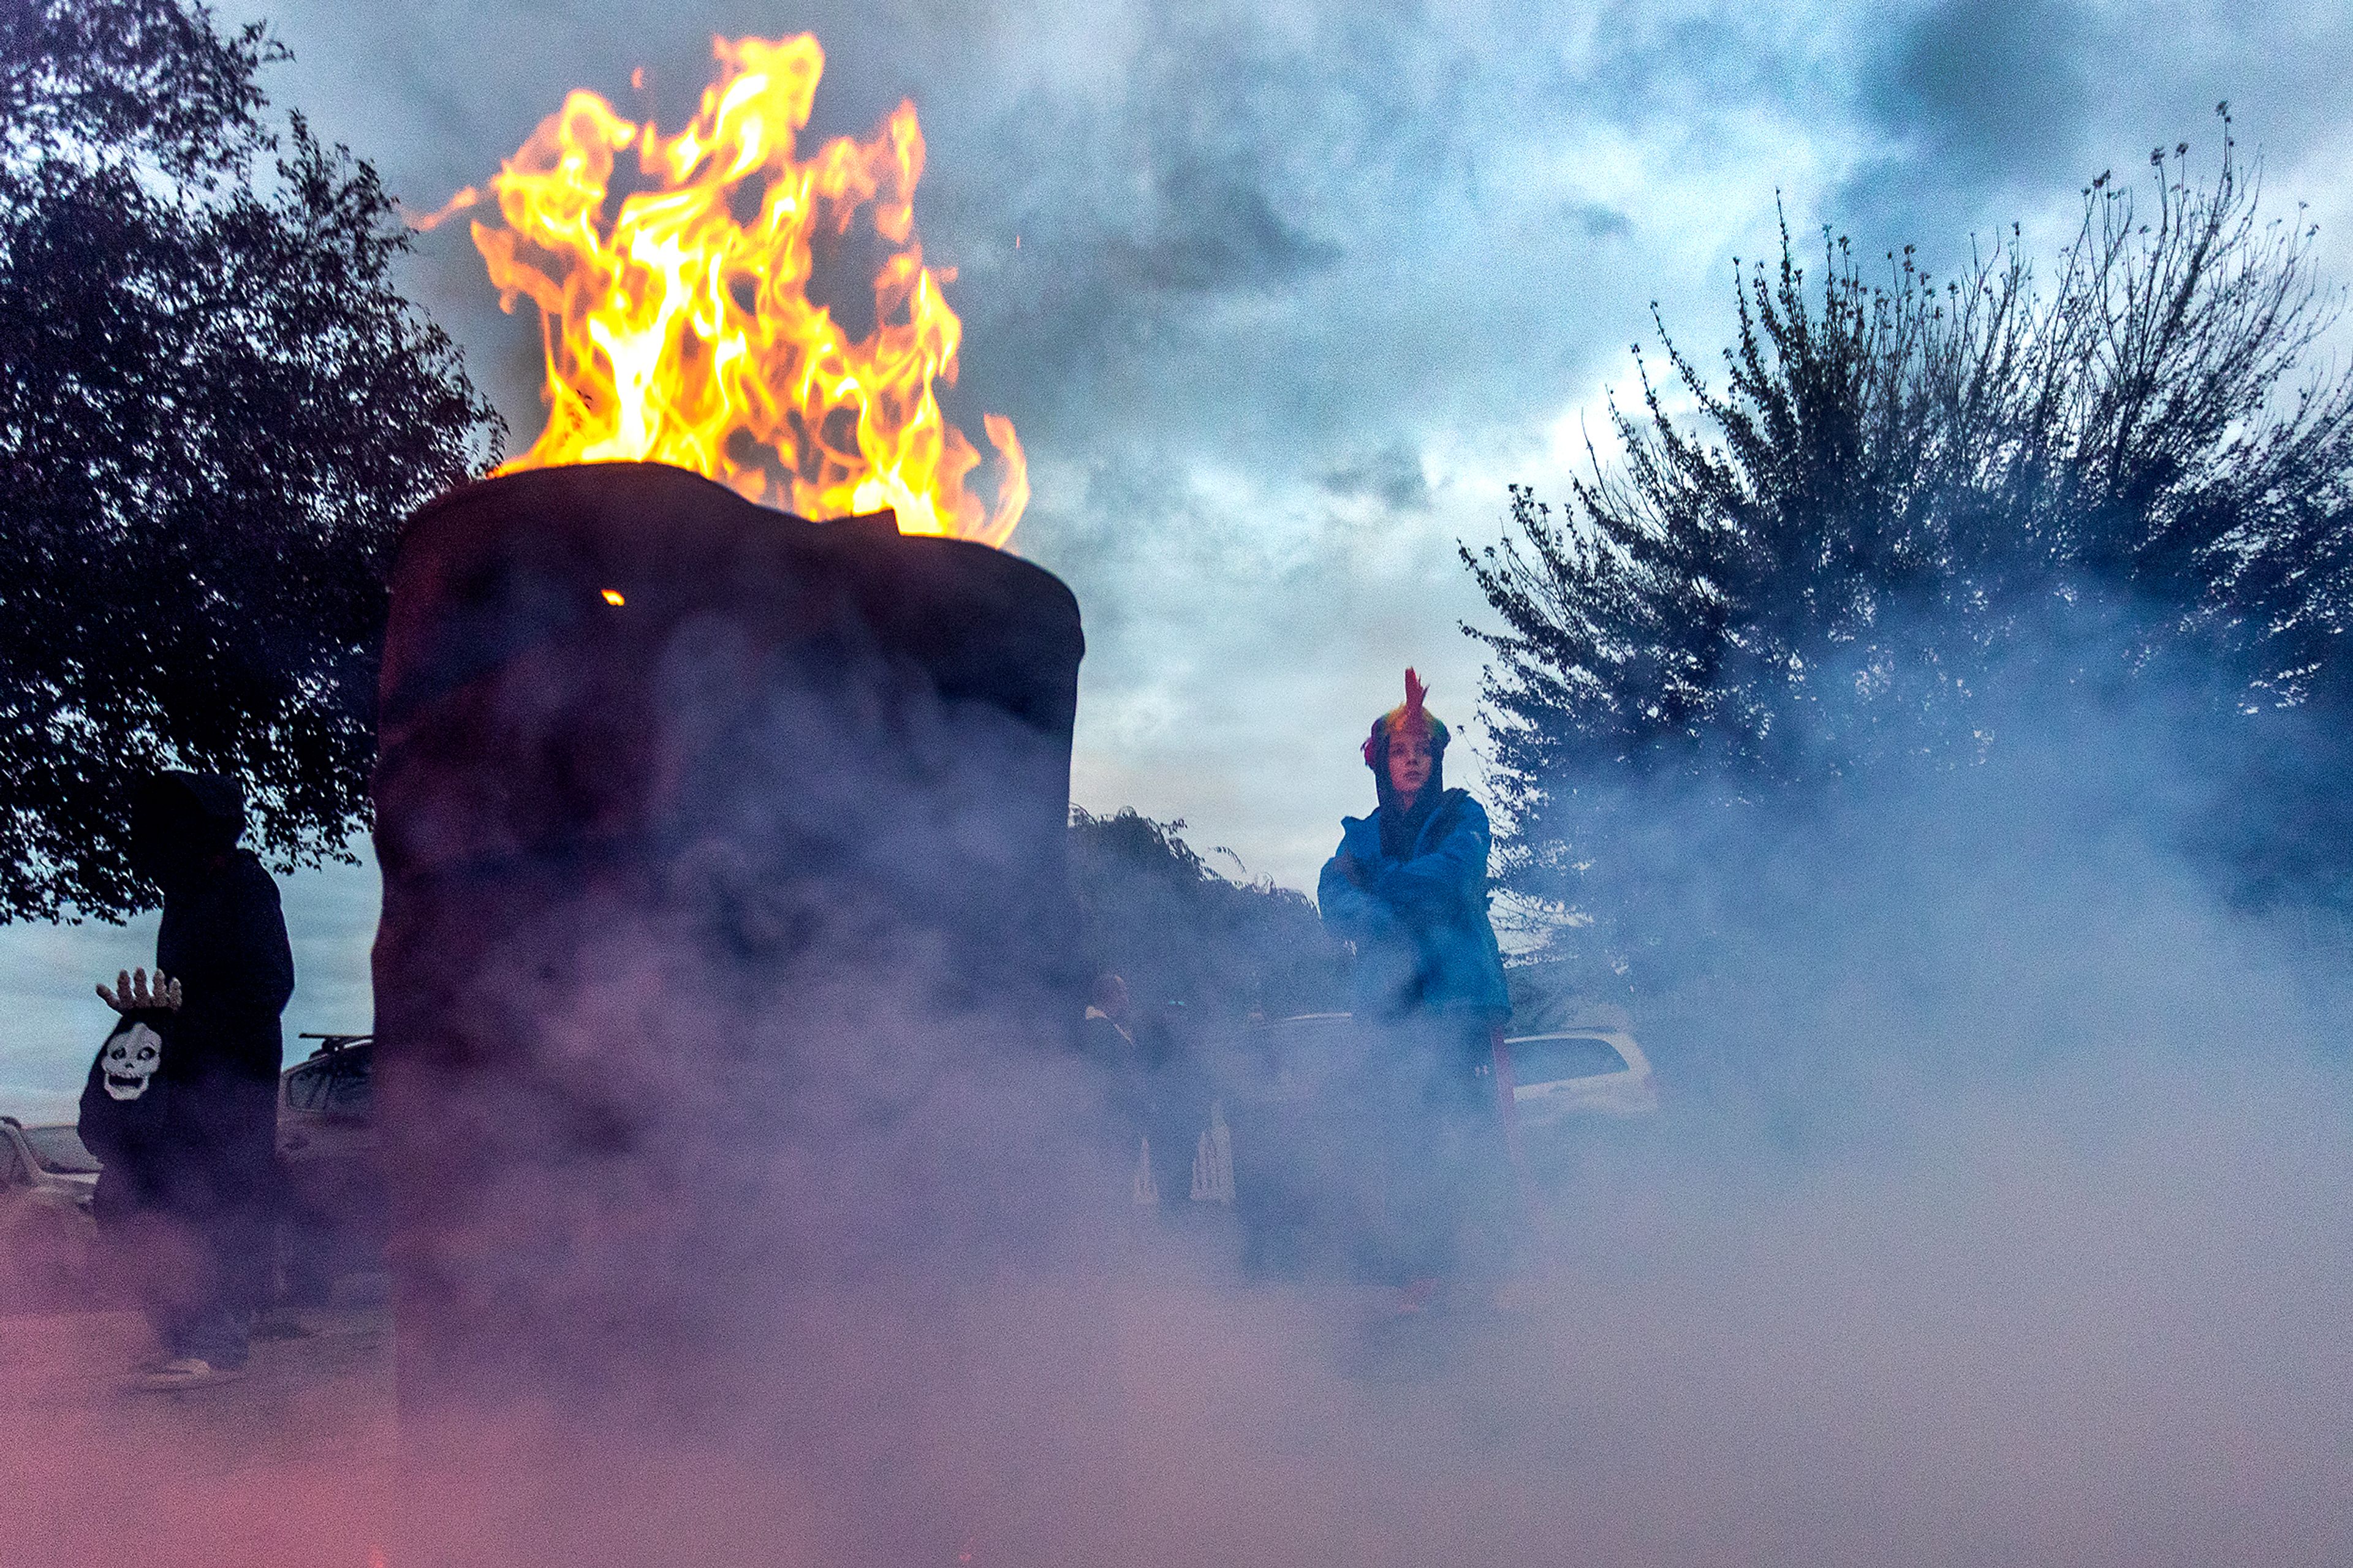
[{"left": 458, "top": 34, "right": 1025, "bottom": 545}]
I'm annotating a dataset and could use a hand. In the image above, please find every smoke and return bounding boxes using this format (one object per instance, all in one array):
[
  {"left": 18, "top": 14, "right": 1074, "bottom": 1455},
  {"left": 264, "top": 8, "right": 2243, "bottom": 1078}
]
[{"left": 9, "top": 544, "right": 2353, "bottom": 1568}]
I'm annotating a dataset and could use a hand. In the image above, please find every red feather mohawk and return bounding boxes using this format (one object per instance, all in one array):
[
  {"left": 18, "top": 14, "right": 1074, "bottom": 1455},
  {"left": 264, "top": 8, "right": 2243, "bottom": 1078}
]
[{"left": 1362, "top": 667, "right": 1450, "bottom": 766}]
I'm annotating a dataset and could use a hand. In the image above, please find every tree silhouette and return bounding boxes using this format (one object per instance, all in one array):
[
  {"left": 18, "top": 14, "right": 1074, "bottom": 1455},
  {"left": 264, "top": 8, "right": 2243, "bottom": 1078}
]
[
  {"left": 1067, "top": 807, "right": 1345, "bottom": 1023},
  {"left": 1466, "top": 111, "right": 2353, "bottom": 963},
  {"left": 0, "top": 0, "right": 502, "bottom": 922}
]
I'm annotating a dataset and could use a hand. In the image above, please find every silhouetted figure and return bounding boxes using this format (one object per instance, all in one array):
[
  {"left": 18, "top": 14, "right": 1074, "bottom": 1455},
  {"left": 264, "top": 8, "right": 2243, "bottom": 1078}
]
[
  {"left": 88, "top": 772, "right": 294, "bottom": 1388},
  {"left": 1082, "top": 972, "right": 1158, "bottom": 1201},
  {"left": 1139, "top": 998, "right": 1211, "bottom": 1210},
  {"left": 1080, "top": 971, "right": 1139, "bottom": 1066},
  {"left": 1081, "top": 973, "right": 1208, "bottom": 1208}
]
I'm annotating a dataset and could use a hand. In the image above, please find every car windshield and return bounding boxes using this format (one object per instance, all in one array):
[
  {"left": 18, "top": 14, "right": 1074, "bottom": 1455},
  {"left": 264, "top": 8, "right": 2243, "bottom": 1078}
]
[
  {"left": 1510, "top": 1036, "right": 1629, "bottom": 1084},
  {"left": 287, "top": 1048, "right": 373, "bottom": 1116},
  {"left": 21, "top": 1125, "right": 100, "bottom": 1175}
]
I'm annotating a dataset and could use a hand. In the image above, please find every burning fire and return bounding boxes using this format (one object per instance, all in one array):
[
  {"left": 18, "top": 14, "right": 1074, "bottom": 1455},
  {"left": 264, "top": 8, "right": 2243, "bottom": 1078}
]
[{"left": 426, "top": 34, "right": 1026, "bottom": 545}]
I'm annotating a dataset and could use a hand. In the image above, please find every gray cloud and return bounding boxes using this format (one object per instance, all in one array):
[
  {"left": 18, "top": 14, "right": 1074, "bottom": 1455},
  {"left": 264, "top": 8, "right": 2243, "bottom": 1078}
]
[
  {"left": 9, "top": 0, "right": 2341, "bottom": 1077},
  {"left": 1569, "top": 201, "right": 1634, "bottom": 240},
  {"left": 1319, "top": 445, "right": 1432, "bottom": 511},
  {"left": 1866, "top": 0, "right": 2097, "bottom": 181},
  {"left": 1097, "top": 153, "right": 1341, "bottom": 295},
  {"left": 1832, "top": 0, "right": 2353, "bottom": 273}
]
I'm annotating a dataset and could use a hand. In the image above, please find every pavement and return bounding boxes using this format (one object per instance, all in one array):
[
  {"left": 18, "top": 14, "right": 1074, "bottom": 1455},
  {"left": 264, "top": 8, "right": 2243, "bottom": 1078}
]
[
  {"left": 0, "top": 1267, "right": 1568, "bottom": 1568},
  {"left": 0, "top": 1280, "right": 396, "bottom": 1568}
]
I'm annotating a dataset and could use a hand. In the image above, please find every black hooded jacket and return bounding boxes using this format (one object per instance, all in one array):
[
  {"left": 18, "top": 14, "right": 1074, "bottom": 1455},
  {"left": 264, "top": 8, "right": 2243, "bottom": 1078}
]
[{"left": 112, "top": 773, "right": 294, "bottom": 1216}]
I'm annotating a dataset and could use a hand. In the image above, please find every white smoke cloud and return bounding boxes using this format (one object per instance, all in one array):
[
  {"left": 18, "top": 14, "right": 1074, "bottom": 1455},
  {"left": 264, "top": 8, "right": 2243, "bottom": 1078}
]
[{"left": 4, "top": 11, "right": 2349, "bottom": 1561}]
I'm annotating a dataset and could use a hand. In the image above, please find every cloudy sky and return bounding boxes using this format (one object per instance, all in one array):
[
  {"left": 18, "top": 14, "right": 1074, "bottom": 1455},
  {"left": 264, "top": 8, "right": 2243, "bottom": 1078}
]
[{"left": 4, "top": 0, "right": 2349, "bottom": 1095}]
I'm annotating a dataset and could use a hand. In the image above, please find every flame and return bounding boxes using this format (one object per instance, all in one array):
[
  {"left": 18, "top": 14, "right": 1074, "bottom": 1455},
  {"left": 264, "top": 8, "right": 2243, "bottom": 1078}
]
[{"left": 458, "top": 34, "right": 1025, "bottom": 545}]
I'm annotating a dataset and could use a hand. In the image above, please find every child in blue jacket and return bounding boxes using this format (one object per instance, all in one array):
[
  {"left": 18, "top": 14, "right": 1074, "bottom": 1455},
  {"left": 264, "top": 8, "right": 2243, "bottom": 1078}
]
[{"left": 1318, "top": 670, "right": 1513, "bottom": 1308}]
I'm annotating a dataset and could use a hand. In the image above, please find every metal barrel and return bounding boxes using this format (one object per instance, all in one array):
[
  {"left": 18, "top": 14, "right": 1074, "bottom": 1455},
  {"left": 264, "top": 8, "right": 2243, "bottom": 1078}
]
[{"left": 370, "top": 461, "right": 1086, "bottom": 1562}]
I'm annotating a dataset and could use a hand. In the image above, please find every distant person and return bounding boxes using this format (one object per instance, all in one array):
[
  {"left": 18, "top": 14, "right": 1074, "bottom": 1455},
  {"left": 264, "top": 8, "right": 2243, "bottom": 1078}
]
[
  {"left": 1140, "top": 998, "right": 1211, "bottom": 1209},
  {"left": 88, "top": 772, "right": 294, "bottom": 1388},
  {"left": 1082, "top": 971, "right": 1162, "bottom": 1203},
  {"left": 1080, "top": 972, "right": 1203, "bottom": 1208},
  {"left": 1080, "top": 972, "right": 1137, "bottom": 1064},
  {"left": 1317, "top": 670, "right": 1512, "bottom": 1311}
]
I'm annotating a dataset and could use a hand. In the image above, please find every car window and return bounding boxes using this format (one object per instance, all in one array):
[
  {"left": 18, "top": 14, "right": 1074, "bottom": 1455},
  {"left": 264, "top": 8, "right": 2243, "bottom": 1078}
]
[
  {"left": 287, "top": 1050, "right": 373, "bottom": 1118},
  {"left": 1509, "top": 1036, "right": 1629, "bottom": 1083},
  {"left": 0, "top": 1140, "right": 26, "bottom": 1186},
  {"left": 285, "top": 1058, "right": 337, "bottom": 1113},
  {"left": 325, "top": 1050, "right": 373, "bottom": 1116},
  {"left": 20, "top": 1126, "right": 99, "bottom": 1175}
]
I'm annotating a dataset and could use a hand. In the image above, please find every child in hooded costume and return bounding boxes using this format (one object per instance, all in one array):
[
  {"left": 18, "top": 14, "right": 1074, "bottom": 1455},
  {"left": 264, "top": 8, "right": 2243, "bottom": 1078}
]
[
  {"left": 88, "top": 771, "right": 295, "bottom": 1386},
  {"left": 1317, "top": 672, "right": 1513, "bottom": 1303}
]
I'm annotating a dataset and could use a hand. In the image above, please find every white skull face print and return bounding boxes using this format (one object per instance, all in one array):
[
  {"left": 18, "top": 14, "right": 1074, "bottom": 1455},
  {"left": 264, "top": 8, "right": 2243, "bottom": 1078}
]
[{"left": 101, "top": 1023, "right": 163, "bottom": 1101}]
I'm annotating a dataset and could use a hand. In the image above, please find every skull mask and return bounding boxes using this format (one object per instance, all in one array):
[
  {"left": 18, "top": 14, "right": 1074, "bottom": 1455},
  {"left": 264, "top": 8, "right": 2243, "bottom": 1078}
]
[{"left": 101, "top": 1023, "right": 164, "bottom": 1101}]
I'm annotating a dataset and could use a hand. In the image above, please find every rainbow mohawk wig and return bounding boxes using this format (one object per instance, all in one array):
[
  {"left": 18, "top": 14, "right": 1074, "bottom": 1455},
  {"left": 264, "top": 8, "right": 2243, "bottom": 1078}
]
[{"left": 1362, "top": 667, "right": 1450, "bottom": 767}]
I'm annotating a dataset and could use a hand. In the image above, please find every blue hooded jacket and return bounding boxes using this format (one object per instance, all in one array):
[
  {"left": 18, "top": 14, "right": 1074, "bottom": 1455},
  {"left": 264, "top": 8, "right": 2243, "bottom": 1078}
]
[{"left": 1317, "top": 789, "right": 1510, "bottom": 1020}]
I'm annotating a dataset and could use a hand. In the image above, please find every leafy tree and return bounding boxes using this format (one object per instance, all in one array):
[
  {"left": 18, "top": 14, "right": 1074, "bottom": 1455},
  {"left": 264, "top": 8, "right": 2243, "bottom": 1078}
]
[
  {"left": 1067, "top": 807, "right": 1346, "bottom": 1024},
  {"left": 1466, "top": 110, "right": 2353, "bottom": 963},
  {"left": 0, "top": 0, "right": 502, "bottom": 922}
]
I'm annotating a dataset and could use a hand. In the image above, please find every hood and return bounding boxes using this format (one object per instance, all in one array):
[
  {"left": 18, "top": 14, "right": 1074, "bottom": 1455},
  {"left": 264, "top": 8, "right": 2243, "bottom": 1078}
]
[
  {"left": 1372, "top": 746, "right": 1447, "bottom": 822},
  {"left": 129, "top": 771, "right": 246, "bottom": 885},
  {"left": 1362, "top": 667, "right": 1450, "bottom": 835}
]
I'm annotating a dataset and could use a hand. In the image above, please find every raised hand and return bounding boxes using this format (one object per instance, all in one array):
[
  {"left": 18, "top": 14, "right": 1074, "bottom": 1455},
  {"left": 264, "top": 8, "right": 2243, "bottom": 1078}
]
[{"left": 96, "top": 967, "right": 181, "bottom": 1013}]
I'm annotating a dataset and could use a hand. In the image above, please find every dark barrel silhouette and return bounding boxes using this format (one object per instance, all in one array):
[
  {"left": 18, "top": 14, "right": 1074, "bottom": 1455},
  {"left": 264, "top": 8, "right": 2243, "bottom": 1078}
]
[{"left": 370, "top": 462, "right": 1086, "bottom": 1561}]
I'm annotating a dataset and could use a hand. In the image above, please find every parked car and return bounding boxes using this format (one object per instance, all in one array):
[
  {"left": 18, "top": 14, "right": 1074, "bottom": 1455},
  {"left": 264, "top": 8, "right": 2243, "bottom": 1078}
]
[
  {"left": 1210, "top": 1010, "right": 1662, "bottom": 1272},
  {"left": 1207, "top": 1013, "right": 1385, "bottom": 1276},
  {"left": 1502, "top": 1027, "right": 1659, "bottom": 1128},
  {"left": 1220, "top": 1012, "right": 1369, "bottom": 1107},
  {"left": 0, "top": 1113, "right": 99, "bottom": 1300},
  {"left": 276, "top": 1034, "right": 385, "bottom": 1301}
]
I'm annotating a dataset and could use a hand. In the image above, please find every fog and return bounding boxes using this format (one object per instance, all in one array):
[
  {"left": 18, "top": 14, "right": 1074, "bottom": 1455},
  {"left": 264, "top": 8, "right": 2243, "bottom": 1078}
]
[
  {"left": 4, "top": 0, "right": 2348, "bottom": 1554},
  {"left": 9, "top": 548, "right": 2353, "bottom": 1568}
]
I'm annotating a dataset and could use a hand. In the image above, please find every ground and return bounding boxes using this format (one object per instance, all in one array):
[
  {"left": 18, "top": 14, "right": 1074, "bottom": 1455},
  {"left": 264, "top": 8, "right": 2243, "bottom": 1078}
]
[
  {"left": 0, "top": 1265, "right": 1566, "bottom": 1568},
  {"left": 0, "top": 1284, "right": 396, "bottom": 1567}
]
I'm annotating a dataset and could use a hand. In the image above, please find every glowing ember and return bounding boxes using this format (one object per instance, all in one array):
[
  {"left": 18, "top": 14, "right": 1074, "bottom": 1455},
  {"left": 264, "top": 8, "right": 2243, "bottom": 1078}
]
[{"left": 425, "top": 34, "right": 1026, "bottom": 545}]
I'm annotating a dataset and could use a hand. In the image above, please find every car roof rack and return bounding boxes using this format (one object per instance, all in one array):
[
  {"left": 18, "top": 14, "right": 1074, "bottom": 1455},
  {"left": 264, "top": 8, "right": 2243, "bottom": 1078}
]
[{"left": 298, "top": 1032, "right": 374, "bottom": 1057}]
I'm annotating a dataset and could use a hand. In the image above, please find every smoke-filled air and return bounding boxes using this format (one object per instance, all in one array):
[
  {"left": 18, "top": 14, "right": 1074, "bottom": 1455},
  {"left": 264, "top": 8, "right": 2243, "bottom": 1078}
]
[{"left": 1, "top": 3, "right": 2349, "bottom": 1567}]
